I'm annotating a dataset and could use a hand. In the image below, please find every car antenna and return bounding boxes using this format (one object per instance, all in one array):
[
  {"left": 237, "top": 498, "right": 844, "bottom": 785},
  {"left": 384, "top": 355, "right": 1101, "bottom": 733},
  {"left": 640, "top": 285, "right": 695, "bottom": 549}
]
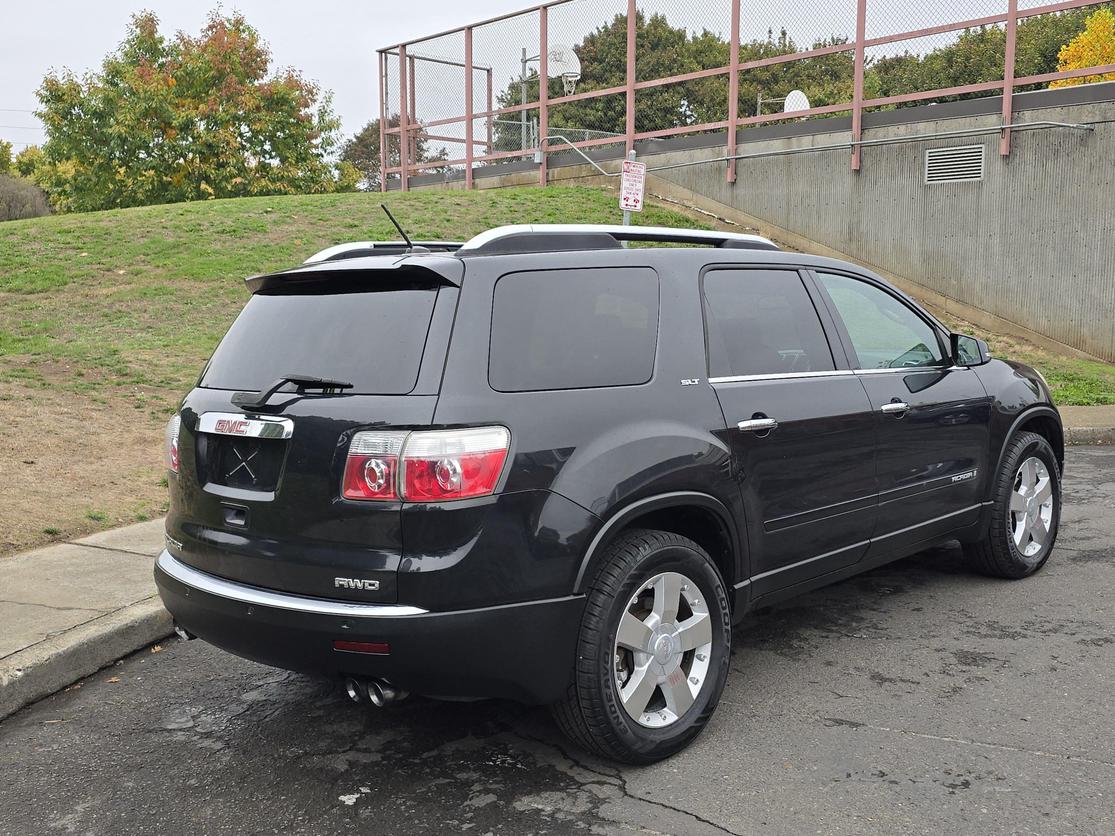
[{"left": 380, "top": 204, "right": 427, "bottom": 253}]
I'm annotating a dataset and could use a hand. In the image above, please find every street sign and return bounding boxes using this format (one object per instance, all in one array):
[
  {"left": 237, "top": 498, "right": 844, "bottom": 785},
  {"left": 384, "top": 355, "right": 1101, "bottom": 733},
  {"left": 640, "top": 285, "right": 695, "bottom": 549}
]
[{"left": 619, "top": 159, "right": 646, "bottom": 213}]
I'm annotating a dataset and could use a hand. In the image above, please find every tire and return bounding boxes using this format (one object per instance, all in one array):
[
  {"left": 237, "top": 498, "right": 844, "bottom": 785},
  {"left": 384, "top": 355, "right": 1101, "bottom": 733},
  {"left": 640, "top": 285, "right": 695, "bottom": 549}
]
[
  {"left": 551, "top": 529, "right": 732, "bottom": 764},
  {"left": 963, "top": 431, "right": 1061, "bottom": 579}
]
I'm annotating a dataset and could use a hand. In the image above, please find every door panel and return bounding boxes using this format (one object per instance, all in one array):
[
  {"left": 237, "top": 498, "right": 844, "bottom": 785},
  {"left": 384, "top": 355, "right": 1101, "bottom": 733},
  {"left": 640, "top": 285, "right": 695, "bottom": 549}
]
[
  {"left": 702, "top": 267, "right": 877, "bottom": 593},
  {"left": 712, "top": 376, "right": 877, "bottom": 591},
  {"left": 857, "top": 368, "right": 991, "bottom": 554},
  {"left": 812, "top": 270, "right": 992, "bottom": 557}
]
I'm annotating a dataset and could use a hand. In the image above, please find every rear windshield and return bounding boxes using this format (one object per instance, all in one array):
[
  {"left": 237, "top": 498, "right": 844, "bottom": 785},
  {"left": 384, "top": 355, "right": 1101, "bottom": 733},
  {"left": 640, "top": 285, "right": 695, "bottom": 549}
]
[{"left": 200, "top": 280, "right": 438, "bottom": 395}]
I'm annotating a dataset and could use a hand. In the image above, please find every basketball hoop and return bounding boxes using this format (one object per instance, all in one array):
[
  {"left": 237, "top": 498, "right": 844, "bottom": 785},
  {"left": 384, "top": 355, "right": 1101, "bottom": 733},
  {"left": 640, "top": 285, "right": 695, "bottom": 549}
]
[{"left": 548, "top": 45, "right": 581, "bottom": 96}]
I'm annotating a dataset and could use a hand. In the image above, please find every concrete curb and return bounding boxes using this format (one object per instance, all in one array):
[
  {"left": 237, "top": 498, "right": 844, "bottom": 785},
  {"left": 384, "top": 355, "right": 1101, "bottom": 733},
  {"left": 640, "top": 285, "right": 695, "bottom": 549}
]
[
  {"left": 1066, "top": 427, "right": 1115, "bottom": 446},
  {"left": 0, "top": 596, "right": 173, "bottom": 721}
]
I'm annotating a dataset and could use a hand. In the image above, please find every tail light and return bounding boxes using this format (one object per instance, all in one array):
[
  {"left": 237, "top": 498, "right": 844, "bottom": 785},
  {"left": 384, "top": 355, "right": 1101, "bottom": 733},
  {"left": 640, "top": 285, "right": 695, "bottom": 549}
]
[
  {"left": 165, "top": 415, "right": 181, "bottom": 475},
  {"left": 342, "top": 432, "right": 406, "bottom": 500},
  {"left": 343, "top": 426, "right": 510, "bottom": 502}
]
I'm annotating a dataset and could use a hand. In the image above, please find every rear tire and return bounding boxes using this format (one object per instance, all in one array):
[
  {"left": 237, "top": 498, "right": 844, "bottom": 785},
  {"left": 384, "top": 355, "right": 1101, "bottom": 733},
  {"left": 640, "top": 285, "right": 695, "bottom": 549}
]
[
  {"left": 552, "top": 529, "right": 732, "bottom": 764},
  {"left": 963, "top": 431, "right": 1061, "bottom": 579}
]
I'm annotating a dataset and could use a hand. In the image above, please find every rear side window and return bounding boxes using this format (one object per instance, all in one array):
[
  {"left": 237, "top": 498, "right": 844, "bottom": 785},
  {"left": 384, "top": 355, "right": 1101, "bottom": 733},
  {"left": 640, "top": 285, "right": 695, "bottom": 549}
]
[
  {"left": 703, "top": 269, "right": 834, "bottom": 377},
  {"left": 200, "top": 279, "right": 438, "bottom": 395},
  {"left": 489, "top": 267, "right": 659, "bottom": 392}
]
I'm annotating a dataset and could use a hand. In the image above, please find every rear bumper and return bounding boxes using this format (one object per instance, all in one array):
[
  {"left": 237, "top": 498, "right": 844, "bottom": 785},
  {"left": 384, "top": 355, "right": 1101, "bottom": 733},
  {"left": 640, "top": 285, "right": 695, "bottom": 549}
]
[{"left": 154, "top": 551, "right": 585, "bottom": 704}]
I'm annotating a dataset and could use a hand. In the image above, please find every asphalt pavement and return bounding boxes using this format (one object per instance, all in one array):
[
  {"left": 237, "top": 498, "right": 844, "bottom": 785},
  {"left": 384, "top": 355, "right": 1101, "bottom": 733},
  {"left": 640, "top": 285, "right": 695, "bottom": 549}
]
[{"left": 1, "top": 447, "right": 1113, "bottom": 836}]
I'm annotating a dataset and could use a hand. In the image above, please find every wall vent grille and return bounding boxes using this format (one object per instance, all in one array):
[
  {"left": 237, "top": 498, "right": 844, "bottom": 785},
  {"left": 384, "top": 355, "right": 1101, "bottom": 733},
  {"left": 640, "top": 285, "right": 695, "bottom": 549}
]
[{"left": 924, "top": 145, "right": 985, "bottom": 184}]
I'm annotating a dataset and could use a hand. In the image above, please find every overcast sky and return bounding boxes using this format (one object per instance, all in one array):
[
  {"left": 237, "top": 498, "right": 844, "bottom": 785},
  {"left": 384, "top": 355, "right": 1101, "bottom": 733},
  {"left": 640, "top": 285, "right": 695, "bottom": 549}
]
[{"left": 0, "top": 0, "right": 531, "bottom": 151}]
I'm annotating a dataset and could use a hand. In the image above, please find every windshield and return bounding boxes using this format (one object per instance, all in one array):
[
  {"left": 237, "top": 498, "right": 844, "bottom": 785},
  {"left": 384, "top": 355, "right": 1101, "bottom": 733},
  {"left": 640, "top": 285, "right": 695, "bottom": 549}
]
[{"left": 199, "top": 279, "right": 439, "bottom": 395}]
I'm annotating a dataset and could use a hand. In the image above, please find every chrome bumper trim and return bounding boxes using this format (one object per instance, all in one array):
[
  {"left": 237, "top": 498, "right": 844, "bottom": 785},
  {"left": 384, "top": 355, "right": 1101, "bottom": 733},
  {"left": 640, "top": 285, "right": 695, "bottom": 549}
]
[{"left": 156, "top": 551, "right": 428, "bottom": 617}]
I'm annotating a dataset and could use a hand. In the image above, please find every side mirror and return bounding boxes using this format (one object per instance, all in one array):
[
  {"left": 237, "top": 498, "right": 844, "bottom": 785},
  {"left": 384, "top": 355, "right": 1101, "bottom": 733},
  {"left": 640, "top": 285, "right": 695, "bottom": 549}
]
[{"left": 951, "top": 333, "right": 991, "bottom": 367}]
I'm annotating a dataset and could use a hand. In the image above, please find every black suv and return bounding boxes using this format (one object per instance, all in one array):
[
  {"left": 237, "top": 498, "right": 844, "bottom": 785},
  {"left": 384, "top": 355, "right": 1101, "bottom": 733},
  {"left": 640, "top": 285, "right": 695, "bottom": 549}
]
[{"left": 155, "top": 224, "right": 1063, "bottom": 763}]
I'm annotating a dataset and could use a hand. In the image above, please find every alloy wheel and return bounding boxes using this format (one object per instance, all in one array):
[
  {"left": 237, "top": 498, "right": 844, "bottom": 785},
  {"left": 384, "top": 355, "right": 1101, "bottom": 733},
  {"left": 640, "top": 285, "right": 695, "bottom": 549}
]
[
  {"left": 612, "top": 571, "right": 714, "bottom": 728},
  {"left": 1009, "top": 456, "right": 1054, "bottom": 558}
]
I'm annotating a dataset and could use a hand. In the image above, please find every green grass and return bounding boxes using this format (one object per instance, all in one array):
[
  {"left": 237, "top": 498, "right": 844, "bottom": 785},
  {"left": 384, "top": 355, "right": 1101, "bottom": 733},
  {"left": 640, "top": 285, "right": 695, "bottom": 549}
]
[{"left": 0, "top": 187, "right": 708, "bottom": 401}]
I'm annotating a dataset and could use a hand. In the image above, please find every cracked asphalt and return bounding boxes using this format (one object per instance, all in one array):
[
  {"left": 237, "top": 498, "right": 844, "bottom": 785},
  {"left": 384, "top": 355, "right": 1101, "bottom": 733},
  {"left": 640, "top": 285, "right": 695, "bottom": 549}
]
[{"left": 1, "top": 446, "right": 1113, "bottom": 835}]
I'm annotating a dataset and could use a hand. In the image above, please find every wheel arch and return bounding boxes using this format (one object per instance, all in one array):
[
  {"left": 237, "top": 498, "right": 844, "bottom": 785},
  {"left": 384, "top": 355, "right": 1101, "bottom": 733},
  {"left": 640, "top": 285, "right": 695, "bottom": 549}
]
[
  {"left": 996, "top": 406, "right": 1064, "bottom": 482},
  {"left": 572, "top": 492, "right": 743, "bottom": 596}
]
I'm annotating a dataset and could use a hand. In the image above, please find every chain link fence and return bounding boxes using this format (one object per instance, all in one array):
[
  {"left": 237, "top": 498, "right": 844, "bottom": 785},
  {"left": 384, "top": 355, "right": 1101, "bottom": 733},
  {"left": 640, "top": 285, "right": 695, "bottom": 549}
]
[{"left": 379, "top": 0, "right": 1115, "bottom": 189}]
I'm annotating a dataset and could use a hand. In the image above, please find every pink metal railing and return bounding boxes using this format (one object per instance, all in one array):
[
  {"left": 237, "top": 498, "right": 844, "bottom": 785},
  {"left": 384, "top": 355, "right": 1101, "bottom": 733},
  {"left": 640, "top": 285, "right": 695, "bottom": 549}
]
[{"left": 378, "top": 0, "right": 1114, "bottom": 191}]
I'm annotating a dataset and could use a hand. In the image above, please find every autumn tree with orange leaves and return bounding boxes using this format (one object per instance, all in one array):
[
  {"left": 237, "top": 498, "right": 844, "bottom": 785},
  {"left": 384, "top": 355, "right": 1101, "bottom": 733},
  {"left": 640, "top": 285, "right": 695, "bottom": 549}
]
[
  {"left": 35, "top": 12, "right": 357, "bottom": 212},
  {"left": 1050, "top": 8, "right": 1115, "bottom": 88}
]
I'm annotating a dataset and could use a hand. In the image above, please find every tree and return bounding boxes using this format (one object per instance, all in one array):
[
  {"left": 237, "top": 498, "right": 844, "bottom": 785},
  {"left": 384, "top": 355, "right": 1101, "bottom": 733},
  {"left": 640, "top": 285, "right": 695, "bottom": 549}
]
[
  {"left": 14, "top": 145, "right": 45, "bottom": 179},
  {"left": 0, "top": 140, "right": 12, "bottom": 173},
  {"left": 1050, "top": 8, "right": 1115, "bottom": 87},
  {"left": 493, "top": 14, "right": 855, "bottom": 150},
  {"left": 36, "top": 11, "right": 353, "bottom": 212},
  {"left": 865, "top": 5, "right": 1115, "bottom": 105},
  {"left": 341, "top": 116, "right": 447, "bottom": 190}
]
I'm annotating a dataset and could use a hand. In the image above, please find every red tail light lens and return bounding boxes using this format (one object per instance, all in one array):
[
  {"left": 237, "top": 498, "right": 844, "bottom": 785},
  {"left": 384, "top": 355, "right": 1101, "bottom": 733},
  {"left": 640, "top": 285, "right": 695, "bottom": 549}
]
[
  {"left": 342, "top": 432, "right": 406, "bottom": 500},
  {"left": 402, "top": 427, "right": 511, "bottom": 501},
  {"left": 165, "top": 415, "right": 181, "bottom": 475},
  {"left": 343, "top": 427, "right": 510, "bottom": 502}
]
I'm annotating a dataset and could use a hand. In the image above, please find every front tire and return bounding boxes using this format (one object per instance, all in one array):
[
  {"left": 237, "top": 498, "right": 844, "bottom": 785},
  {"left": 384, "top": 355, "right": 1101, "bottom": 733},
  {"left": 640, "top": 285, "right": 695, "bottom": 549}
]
[
  {"left": 964, "top": 431, "right": 1061, "bottom": 579},
  {"left": 552, "top": 529, "right": 732, "bottom": 764}
]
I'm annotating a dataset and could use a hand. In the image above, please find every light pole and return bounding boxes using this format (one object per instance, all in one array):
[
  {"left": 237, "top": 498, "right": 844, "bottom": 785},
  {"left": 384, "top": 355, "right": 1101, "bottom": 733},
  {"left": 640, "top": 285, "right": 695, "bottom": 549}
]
[{"left": 521, "top": 48, "right": 541, "bottom": 154}]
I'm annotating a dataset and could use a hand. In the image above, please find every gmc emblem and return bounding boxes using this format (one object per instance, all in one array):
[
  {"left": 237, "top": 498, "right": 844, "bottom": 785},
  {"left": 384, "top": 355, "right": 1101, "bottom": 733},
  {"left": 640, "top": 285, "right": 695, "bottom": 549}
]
[
  {"left": 335, "top": 577, "right": 381, "bottom": 591},
  {"left": 214, "top": 418, "right": 251, "bottom": 435}
]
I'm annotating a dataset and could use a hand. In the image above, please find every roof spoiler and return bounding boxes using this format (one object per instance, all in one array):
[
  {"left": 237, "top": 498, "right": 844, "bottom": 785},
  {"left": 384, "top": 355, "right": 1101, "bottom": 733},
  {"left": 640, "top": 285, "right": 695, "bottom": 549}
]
[
  {"left": 458, "top": 224, "right": 778, "bottom": 256},
  {"left": 246, "top": 255, "right": 464, "bottom": 294}
]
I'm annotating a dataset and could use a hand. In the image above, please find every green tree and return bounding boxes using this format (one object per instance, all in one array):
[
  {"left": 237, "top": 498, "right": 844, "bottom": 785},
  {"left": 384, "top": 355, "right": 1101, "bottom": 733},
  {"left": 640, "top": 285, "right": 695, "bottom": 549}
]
[
  {"left": 494, "top": 15, "right": 855, "bottom": 149},
  {"left": 341, "top": 116, "right": 447, "bottom": 190},
  {"left": 0, "top": 140, "right": 12, "bottom": 173},
  {"left": 866, "top": 5, "right": 1115, "bottom": 104},
  {"left": 36, "top": 11, "right": 352, "bottom": 212},
  {"left": 14, "top": 145, "right": 45, "bottom": 179}
]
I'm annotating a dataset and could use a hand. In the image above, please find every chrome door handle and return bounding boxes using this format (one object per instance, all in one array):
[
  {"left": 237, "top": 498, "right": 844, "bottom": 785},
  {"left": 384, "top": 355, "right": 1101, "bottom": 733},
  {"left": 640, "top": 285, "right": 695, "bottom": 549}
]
[
  {"left": 737, "top": 417, "right": 779, "bottom": 432},
  {"left": 880, "top": 401, "right": 910, "bottom": 415}
]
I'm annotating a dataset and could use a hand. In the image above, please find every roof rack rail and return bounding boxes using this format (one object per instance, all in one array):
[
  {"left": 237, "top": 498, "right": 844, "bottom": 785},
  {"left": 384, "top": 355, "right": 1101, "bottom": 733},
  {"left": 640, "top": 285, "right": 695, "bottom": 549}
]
[
  {"left": 457, "top": 224, "right": 778, "bottom": 256},
  {"left": 303, "top": 240, "right": 464, "bottom": 264}
]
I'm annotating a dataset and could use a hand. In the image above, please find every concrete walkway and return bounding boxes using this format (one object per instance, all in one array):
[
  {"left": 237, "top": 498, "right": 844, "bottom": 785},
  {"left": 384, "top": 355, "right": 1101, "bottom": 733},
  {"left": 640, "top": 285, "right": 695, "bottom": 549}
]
[
  {"left": 0, "top": 520, "right": 171, "bottom": 719},
  {"left": 0, "top": 406, "right": 1111, "bottom": 721}
]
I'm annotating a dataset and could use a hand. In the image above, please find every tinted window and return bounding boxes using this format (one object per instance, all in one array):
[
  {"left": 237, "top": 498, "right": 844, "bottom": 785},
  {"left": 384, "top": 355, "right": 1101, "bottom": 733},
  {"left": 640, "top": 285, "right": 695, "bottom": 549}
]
[
  {"left": 703, "top": 269, "right": 834, "bottom": 377},
  {"left": 200, "top": 280, "right": 438, "bottom": 395},
  {"left": 817, "top": 272, "right": 944, "bottom": 369},
  {"left": 489, "top": 268, "right": 659, "bottom": 392}
]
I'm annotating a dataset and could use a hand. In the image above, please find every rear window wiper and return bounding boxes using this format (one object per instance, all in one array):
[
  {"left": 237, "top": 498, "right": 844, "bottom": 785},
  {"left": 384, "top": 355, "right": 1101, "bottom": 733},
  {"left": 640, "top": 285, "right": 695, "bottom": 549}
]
[{"left": 231, "top": 374, "right": 354, "bottom": 410}]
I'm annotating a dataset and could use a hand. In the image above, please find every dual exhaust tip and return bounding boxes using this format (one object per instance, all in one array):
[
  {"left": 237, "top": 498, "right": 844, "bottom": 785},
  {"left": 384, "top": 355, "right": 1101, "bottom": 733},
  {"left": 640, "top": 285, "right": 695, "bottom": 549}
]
[{"left": 344, "top": 676, "right": 408, "bottom": 707}]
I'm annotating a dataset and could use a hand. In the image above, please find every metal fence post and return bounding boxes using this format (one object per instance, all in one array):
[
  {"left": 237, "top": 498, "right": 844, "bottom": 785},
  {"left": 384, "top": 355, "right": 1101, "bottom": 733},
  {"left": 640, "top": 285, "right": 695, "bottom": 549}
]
[
  {"left": 539, "top": 6, "right": 549, "bottom": 187},
  {"left": 1001, "top": 0, "right": 1018, "bottom": 156},
  {"left": 465, "top": 27, "right": 475, "bottom": 189},
  {"left": 378, "top": 51, "right": 387, "bottom": 193},
  {"left": 727, "top": 0, "right": 740, "bottom": 183},
  {"left": 399, "top": 45, "right": 409, "bottom": 191},
  {"left": 625, "top": 0, "right": 637, "bottom": 155},
  {"left": 851, "top": 0, "right": 866, "bottom": 171},
  {"left": 486, "top": 69, "right": 494, "bottom": 155}
]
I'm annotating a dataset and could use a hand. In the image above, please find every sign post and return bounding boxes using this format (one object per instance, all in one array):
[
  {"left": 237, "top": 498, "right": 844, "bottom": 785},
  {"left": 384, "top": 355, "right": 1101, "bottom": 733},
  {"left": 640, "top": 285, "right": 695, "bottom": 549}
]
[{"left": 619, "top": 151, "right": 645, "bottom": 226}]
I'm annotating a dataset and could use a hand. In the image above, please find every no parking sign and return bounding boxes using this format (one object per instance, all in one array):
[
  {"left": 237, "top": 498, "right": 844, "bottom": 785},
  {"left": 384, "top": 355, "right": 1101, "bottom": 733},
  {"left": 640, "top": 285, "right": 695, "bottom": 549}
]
[{"left": 619, "top": 159, "right": 646, "bottom": 213}]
